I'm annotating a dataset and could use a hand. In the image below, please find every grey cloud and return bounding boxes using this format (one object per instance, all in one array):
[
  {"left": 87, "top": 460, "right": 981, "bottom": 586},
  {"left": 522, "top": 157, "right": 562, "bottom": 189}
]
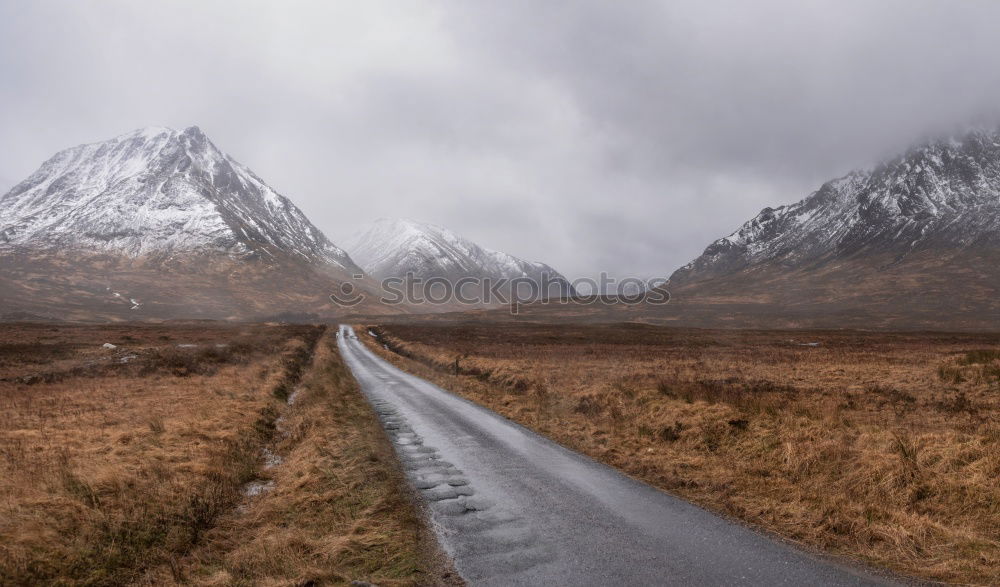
[{"left": 3, "top": 0, "right": 1000, "bottom": 279}]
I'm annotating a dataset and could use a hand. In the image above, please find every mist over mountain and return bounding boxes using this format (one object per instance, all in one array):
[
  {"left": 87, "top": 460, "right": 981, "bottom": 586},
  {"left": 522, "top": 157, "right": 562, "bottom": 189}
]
[
  {"left": 4, "top": 121, "right": 1000, "bottom": 327},
  {"left": 660, "top": 126, "right": 1000, "bottom": 329},
  {"left": 345, "top": 218, "right": 575, "bottom": 300}
]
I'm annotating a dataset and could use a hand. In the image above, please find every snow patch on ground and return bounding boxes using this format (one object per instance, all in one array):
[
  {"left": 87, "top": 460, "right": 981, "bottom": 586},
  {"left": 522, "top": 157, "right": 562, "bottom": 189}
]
[
  {"left": 241, "top": 479, "right": 275, "bottom": 497},
  {"left": 262, "top": 447, "right": 283, "bottom": 469}
]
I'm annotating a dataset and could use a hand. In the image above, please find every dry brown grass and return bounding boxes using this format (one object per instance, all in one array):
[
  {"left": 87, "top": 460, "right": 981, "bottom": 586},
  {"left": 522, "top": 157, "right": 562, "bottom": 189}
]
[
  {"left": 148, "top": 333, "right": 457, "bottom": 586},
  {"left": 0, "top": 322, "right": 321, "bottom": 585},
  {"left": 363, "top": 322, "right": 1000, "bottom": 585},
  {"left": 0, "top": 322, "right": 451, "bottom": 586}
]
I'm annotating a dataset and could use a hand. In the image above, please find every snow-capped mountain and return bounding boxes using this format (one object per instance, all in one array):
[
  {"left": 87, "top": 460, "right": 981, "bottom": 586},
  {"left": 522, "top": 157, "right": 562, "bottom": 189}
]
[
  {"left": 0, "top": 126, "right": 383, "bottom": 320},
  {"left": 345, "top": 218, "right": 575, "bottom": 298},
  {"left": 671, "top": 127, "right": 1000, "bottom": 286},
  {"left": 0, "top": 126, "right": 359, "bottom": 270},
  {"left": 661, "top": 126, "right": 1000, "bottom": 330}
]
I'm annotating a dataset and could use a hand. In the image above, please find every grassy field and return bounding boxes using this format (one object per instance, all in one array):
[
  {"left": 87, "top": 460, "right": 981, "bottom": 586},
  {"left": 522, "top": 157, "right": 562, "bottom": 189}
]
[
  {"left": 0, "top": 323, "right": 453, "bottom": 586},
  {"left": 363, "top": 321, "right": 1000, "bottom": 584}
]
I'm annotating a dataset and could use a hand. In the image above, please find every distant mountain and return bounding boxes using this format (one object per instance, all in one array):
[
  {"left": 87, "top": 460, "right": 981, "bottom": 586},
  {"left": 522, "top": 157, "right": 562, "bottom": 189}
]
[
  {"left": 663, "top": 126, "right": 1000, "bottom": 330},
  {"left": 345, "top": 218, "right": 575, "bottom": 301},
  {"left": 0, "top": 126, "right": 383, "bottom": 320}
]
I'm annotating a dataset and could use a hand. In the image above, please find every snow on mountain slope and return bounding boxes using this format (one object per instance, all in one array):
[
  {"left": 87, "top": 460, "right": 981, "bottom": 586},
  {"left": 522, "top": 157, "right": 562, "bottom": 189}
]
[
  {"left": 345, "top": 218, "right": 575, "bottom": 296},
  {"left": 0, "top": 126, "right": 359, "bottom": 271},
  {"left": 670, "top": 126, "right": 1000, "bottom": 285}
]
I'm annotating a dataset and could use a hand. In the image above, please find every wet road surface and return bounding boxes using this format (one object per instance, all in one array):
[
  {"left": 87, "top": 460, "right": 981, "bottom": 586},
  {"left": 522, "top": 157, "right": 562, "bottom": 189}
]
[{"left": 337, "top": 325, "right": 896, "bottom": 586}]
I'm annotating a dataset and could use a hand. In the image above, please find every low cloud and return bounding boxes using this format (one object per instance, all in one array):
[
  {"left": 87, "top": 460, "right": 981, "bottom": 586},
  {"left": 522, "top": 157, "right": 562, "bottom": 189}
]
[{"left": 3, "top": 0, "right": 1000, "bottom": 278}]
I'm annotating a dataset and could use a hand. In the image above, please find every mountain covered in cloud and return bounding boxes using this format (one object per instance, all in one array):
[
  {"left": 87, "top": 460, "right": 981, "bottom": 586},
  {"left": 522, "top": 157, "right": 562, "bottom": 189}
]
[
  {"left": 662, "top": 126, "right": 1000, "bottom": 329},
  {"left": 345, "top": 218, "right": 575, "bottom": 299},
  {"left": 0, "top": 126, "right": 382, "bottom": 320}
]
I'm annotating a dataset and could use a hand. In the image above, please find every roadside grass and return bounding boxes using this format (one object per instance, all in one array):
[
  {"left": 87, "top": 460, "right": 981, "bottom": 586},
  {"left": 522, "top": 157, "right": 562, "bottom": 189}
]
[
  {"left": 362, "top": 322, "right": 1000, "bottom": 585},
  {"left": 0, "top": 323, "right": 322, "bottom": 585},
  {"left": 0, "top": 322, "right": 452, "bottom": 586},
  {"left": 152, "top": 333, "right": 457, "bottom": 586}
]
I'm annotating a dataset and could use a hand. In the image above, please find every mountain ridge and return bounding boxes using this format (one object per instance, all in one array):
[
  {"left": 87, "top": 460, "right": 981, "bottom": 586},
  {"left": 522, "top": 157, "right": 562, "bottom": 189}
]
[
  {"left": 647, "top": 126, "right": 1000, "bottom": 330},
  {"left": 670, "top": 126, "right": 1000, "bottom": 287},
  {"left": 345, "top": 218, "right": 576, "bottom": 299}
]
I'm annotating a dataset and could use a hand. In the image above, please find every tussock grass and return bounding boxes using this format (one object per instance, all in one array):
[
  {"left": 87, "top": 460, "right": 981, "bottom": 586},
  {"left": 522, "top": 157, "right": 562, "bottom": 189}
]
[
  {"left": 0, "top": 323, "right": 323, "bottom": 585},
  {"left": 364, "top": 322, "right": 1000, "bottom": 585},
  {"left": 151, "top": 334, "right": 456, "bottom": 586},
  {"left": 0, "top": 323, "right": 453, "bottom": 586}
]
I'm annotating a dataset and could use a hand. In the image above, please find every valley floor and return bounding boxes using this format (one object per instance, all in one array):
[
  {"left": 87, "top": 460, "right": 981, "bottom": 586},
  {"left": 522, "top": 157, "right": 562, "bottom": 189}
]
[
  {"left": 0, "top": 323, "right": 454, "bottom": 586},
  {"left": 362, "top": 321, "right": 1000, "bottom": 585}
]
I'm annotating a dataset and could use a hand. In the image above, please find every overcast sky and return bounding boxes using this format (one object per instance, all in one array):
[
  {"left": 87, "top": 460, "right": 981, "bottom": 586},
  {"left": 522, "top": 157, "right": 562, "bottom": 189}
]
[{"left": 3, "top": 0, "right": 1000, "bottom": 279}]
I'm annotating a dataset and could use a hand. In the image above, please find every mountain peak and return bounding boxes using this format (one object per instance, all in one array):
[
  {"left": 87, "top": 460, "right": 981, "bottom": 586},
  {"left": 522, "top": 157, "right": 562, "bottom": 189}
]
[
  {"left": 344, "top": 217, "right": 575, "bottom": 297},
  {"left": 669, "top": 125, "right": 1000, "bottom": 287},
  {"left": 0, "top": 127, "right": 359, "bottom": 271}
]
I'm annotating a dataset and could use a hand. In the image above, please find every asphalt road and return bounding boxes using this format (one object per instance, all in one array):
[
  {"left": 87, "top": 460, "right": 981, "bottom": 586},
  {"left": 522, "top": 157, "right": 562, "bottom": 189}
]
[{"left": 337, "top": 325, "right": 897, "bottom": 586}]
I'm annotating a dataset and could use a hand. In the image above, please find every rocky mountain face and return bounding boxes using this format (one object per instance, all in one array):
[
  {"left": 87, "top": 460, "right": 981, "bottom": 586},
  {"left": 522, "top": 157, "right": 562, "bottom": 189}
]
[
  {"left": 345, "top": 218, "right": 575, "bottom": 301},
  {"left": 663, "top": 127, "right": 1000, "bottom": 329},
  {"left": 0, "top": 127, "right": 382, "bottom": 321}
]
